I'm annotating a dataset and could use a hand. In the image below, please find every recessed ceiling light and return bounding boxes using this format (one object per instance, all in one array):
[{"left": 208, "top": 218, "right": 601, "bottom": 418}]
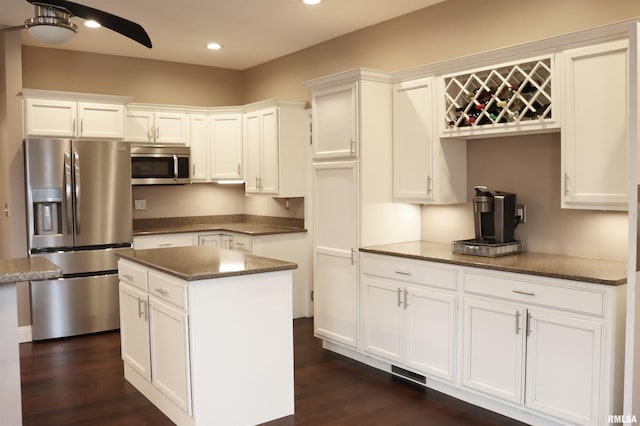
[
  {"left": 206, "top": 42, "right": 222, "bottom": 50},
  {"left": 84, "top": 20, "right": 101, "bottom": 28},
  {"left": 302, "top": 0, "right": 322, "bottom": 4}
]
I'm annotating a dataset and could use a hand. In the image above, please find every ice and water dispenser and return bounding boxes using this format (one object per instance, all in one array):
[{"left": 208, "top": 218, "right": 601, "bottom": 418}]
[{"left": 31, "top": 188, "right": 63, "bottom": 236}]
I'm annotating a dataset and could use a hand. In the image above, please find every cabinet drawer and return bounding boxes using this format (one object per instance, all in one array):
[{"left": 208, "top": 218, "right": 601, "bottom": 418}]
[
  {"left": 361, "top": 253, "right": 457, "bottom": 291},
  {"left": 232, "top": 234, "right": 252, "bottom": 253},
  {"left": 463, "top": 271, "right": 605, "bottom": 316},
  {"left": 118, "top": 259, "right": 148, "bottom": 291},
  {"left": 148, "top": 270, "right": 188, "bottom": 310}
]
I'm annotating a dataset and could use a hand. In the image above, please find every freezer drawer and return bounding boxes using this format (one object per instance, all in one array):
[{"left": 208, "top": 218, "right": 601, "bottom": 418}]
[
  {"left": 31, "top": 273, "right": 120, "bottom": 340},
  {"left": 30, "top": 247, "right": 129, "bottom": 275}
]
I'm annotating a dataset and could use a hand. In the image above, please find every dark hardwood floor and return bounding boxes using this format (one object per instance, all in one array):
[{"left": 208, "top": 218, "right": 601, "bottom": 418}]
[{"left": 20, "top": 318, "right": 525, "bottom": 425}]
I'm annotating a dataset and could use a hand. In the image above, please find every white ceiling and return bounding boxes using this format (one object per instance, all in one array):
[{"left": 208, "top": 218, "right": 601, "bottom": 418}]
[{"left": 0, "top": 0, "right": 445, "bottom": 70}]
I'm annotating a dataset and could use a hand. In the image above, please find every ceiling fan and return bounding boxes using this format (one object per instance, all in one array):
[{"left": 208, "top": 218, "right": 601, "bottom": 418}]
[{"left": 0, "top": 0, "right": 152, "bottom": 48}]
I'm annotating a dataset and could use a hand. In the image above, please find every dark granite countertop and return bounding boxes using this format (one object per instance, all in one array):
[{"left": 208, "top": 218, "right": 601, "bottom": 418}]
[
  {"left": 116, "top": 246, "right": 297, "bottom": 281},
  {"left": 134, "top": 222, "right": 307, "bottom": 237},
  {"left": 360, "top": 241, "right": 627, "bottom": 286},
  {"left": 0, "top": 257, "right": 62, "bottom": 284}
]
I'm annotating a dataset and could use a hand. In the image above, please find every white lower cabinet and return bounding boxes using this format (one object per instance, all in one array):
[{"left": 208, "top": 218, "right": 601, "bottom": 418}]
[
  {"left": 148, "top": 294, "right": 192, "bottom": 415},
  {"left": 119, "top": 262, "right": 192, "bottom": 418},
  {"left": 361, "top": 254, "right": 457, "bottom": 382},
  {"left": 334, "top": 252, "right": 625, "bottom": 426}
]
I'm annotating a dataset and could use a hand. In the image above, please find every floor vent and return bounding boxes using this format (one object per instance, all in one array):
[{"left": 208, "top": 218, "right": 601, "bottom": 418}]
[{"left": 391, "top": 365, "right": 426, "bottom": 384}]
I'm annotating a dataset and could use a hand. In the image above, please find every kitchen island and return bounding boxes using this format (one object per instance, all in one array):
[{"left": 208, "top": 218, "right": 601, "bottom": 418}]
[
  {"left": 0, "top": 257, "right": 61, "bottom": 426},
  {"left": 116, "top": 246, "right": 297, "bottom": 426}
]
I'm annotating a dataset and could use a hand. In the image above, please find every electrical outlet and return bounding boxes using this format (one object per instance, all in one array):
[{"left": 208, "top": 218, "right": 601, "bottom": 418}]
[
  {"left": 134, "top": 199, "right": 147, "bottom": 211},
  {"left": 516, "top": 204, "right": 526, "bottom": 224}
]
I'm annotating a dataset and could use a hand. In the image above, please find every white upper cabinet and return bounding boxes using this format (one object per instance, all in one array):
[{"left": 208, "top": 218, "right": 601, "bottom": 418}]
[
  {"left": 126, "top": 107, "right": 190, "bottom": 145},
  {"left": 311, "top": 81, "right": 358, "bottom": 160},
  {"left": 185, "top": 111, "right": 243, "bottom": 183},
  {"left": 24, "top": 92, "right": 127, "bottom": 139},
  {"left": 189, "top": 114, "right": 210, "bottom": 182},
  {"left": 243, "top": 100, "right": 309, "bottom": 197},
  {"left": 392, "top": 77, "right": 466, "bottom": 204},
  {"left": 210, "top": 113, "right": 243, "bottom": 181},
  {"left": 560, "top": 39, "right": 629, "bottom": 210}
]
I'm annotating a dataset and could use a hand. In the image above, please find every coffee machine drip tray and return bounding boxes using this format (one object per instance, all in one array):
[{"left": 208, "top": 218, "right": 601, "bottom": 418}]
[{"left": 452, "top": 239, "right": 523, "bottom": 257}]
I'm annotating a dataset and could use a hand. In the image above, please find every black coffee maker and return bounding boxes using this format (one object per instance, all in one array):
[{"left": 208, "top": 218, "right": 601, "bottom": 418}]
[{"left": 472, "top": 185, "right": 517, "bottom": 244}]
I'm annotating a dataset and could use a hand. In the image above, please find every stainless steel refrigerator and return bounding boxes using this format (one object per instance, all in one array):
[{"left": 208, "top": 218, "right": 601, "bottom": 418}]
[{"left": 24, "top": 138, "right": 132, "bottom": 340}]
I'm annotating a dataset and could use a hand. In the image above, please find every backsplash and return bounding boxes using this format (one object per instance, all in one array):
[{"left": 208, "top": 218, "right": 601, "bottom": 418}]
[{"left": 421, "top": 133, "right": 628, "bottom": 261}]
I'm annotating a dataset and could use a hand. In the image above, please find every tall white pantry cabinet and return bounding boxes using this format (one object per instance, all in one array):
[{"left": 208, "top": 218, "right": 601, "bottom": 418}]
[{"left": 305, "top": 69, "right": 421, "bottom": 350}]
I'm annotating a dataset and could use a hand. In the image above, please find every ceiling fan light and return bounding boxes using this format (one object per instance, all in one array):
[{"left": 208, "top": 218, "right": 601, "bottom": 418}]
[
  {"left": 27, "top": 23, "right": 77, "bottom": 44},
  {"left": 25, "top": 6, "right": 78, "bottom": 44}
]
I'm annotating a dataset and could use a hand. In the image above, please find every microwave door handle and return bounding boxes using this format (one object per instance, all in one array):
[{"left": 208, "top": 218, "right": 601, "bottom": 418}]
[
  {"left": 64, "top": 152, "right": 73, "bottom": 234},
  {"left": 173, "top": 155, "right": 178, "bottom": 182},
  {"left": 74, "top": 151, "right": 81, "bottom": 234}
]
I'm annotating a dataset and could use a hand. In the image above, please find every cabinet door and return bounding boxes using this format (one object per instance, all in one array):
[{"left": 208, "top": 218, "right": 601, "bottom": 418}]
[
  {"left": 119, "top": 282, "right": 151, "bottom": 381},
  {"left": 561, "top": 39, "right": 628, "bottom": 210},
  {"left": 312, "top": 82, "right": 358, "bottom": 160},
  {"left": 393, "top": 78, "right": 434, "bottom": 202},
  {"left": 77, "top": 102, "right": 125, "bottom": 139},
  {"left": 361, "top": 276, "right": 403, "bottom": 363},
  {"left": 244, "top": 111, "right": 262, "bottom": 193},
  {"left": 260, "top": 108, "right": 279, "bottom": 194},
  {"left": 189, "top": 114, "right": 210, "bottom": 182},
  {"left": 197, "top": 234, "right": 220, "bottom": 247},
  {"left": 210, "top": 113, "right": 243, "bottom": 181},
  {"left": 313, "top": 161, "right": 359, "bottom": 347},
  {"left": 462, "top": 298, "right": 525, "bottom": 404},
  {"left": 149, "top": 296, "right": 192, "bottom": 415},
  {"left": 405, "top": 286, "right": 457, "bottom": 382},
  {"left": 525, "top": 309, "right": 602, "bottom": 425},
  {"left": 155, "top": 112, "right": 190, "bottom": 145},
  {"left": 126, "top": 110, "right": 154, "bottom": 143},
  {"left": 24, "top": 98, "right": 77, "bottom": 137}
]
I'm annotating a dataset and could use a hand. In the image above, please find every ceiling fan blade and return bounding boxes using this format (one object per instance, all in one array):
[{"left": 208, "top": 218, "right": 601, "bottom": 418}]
[{"left": 25, "top": 0, "right": 152, "bottom": 48}]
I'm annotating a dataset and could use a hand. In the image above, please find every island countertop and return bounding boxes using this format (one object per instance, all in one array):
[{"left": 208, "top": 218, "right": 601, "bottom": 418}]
[
  {"left": 116, "top": 246, "right": 297, "bottom": 281},
  {"left": 0, "top": 257, "right": 62, "bottom": 284},
  {"left": 360, "top": 241, "right": 627, "bottom": 286}
]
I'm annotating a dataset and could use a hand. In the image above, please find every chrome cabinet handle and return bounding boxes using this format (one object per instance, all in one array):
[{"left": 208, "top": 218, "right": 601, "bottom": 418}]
[
  {"left": 515, "top": 311, "right": 521, "bottom": 334},
  {"left": 513, "top": 289, "right": 535, "bottom": 296},
  {"left": 403, "top": 289, "right": 409, "bottom": 309},
  {"left": 158, "top": 243, "right": 172, "bottom": 247},
  {"left": 350, "top": 138, "right": 356, "bottom": 155},
  {"left": 122, "top": 273, "right": 134, "bottom": 281},
  {"left": 397, "top": 288, "right": 402, "bottom": 307},
  {"left": 427, "top": 175, "right": 433, "bottom": 194},
  {"left": 154, "top": 288, "right": 169, "bottom": 296},
  {"left": 72, "top": 118, "right": 77, "bottom": 137},
  {"left": 564, "top": 173, "right": 570, "bottom": 195},
  {"left": 350, "top": 248, "right": 356, "bottom": 265},
  {"left": 137, "top": 297, "right": 144, "bottom": 319},
  {"left": 526, "top": 312, "right": 533, "bottom": 337},
  {"left": 80, "top": 118, "right": 84, "bottom": 136},
  {"left": 394, "top": 271, "right": 411, "bottom": 276}
]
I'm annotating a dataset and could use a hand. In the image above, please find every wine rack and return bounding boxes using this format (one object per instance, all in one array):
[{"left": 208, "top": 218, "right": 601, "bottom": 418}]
[{"left": 443, "top": 57, "right": 553, "bottom": 131}]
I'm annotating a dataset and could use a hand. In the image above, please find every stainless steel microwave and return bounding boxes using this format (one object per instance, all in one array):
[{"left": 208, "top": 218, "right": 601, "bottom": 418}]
[{"left": 130, "top": 144, "right": 191, "bottom": 185}]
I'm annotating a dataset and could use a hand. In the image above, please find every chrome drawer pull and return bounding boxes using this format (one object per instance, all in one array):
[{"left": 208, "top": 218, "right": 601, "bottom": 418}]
[
  {"left": 155, "top": 288, "right": 169, "bottom": 296},
  {"left": 513, "top": 289, "right": 535, "bottom": 296},
  {"left": 394, "top": 271, "right": 411, "bottom": 276},
  {"left": 122, "top": 273, "right": 134, "bottom": 281}
]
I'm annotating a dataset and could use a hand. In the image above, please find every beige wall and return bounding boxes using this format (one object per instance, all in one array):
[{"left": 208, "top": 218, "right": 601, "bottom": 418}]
[
  {"left": 243, "top": 0, "right": 640, "bottom": 102},
  {"left": 22, "top": 46, "right": 244, "bottom": 106}
]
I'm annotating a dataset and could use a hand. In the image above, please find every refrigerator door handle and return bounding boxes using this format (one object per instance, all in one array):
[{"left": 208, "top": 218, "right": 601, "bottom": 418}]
[
  {"left": 74, "top": 151, "right": 81, "bottom": 234},
  {"left": 64, "top": 152, "right": 73, "bottom": 234}
]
